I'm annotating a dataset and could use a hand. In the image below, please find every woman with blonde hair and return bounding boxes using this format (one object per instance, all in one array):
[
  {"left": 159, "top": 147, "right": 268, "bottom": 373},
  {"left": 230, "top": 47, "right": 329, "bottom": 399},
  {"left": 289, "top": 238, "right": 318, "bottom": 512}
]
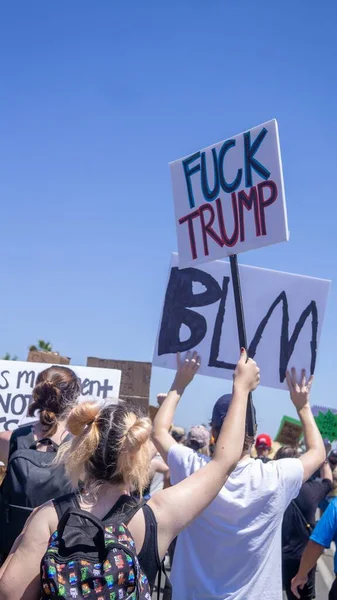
[{"left": 0, "top": 350, "right": 260, "bottom": 600}]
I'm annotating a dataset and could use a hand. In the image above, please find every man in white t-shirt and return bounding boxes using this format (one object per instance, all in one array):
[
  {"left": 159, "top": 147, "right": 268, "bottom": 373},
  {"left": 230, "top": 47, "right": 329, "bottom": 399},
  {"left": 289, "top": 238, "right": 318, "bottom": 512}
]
[{"left": 153, "top": 367, "right": 325, "bottom": 600}]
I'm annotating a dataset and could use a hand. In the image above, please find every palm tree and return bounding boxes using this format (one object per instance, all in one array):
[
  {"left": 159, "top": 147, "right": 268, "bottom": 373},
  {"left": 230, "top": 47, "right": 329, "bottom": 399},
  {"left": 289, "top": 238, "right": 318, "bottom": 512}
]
[
  {"left": 2, "top": 352, "right": 18, "bottom": 360},
  {"left": 29, "top": 340, "right": 53, "bottom": 353}
]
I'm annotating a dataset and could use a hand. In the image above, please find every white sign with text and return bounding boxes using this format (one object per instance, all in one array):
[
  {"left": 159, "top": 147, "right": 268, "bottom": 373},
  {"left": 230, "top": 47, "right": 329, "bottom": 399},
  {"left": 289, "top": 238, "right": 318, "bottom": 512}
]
[
  {"left": 153, "top": 254, "right": 330, "bottom": 390},
  {"left": 0, "top": 361, "right": 121, "bottom": 432},
  {"left": 171, "top": 119, "right": 288, "bottom": 267}
]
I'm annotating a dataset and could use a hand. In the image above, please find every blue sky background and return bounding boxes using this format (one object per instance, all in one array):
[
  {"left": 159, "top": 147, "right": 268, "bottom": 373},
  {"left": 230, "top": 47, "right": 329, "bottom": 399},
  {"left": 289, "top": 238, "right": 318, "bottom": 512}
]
[{"left": 0, "top": 1, "right": 336, "bottom": 436}]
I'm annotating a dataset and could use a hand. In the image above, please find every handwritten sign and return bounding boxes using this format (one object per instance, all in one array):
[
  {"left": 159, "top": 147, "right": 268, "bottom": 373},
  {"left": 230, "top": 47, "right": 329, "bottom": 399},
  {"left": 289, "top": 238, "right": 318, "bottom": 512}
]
[
  {"left": 275, "top": 416, "right": 303, "bottom": 446},
  {"left": 87, "top": 358, "right": 152, "bottom": 410},
  {"left": 0, "top": 360, "right": 121, "bottom": 432},
  {"left": 171, "top": 119, "right": 288, "bottom": 267},
  {"left": 315, "top": 410, "right": 337, "bottom": 442},
  {"left": 153, "top": 254, "right": 330, "bottom": 390}
]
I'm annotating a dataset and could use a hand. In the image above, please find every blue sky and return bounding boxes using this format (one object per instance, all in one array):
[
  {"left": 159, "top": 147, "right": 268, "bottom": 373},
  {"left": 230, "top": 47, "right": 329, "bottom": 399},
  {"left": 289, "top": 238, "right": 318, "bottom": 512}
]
[{"left": 0, "top": 1, "right": 336, "bottom": 436}]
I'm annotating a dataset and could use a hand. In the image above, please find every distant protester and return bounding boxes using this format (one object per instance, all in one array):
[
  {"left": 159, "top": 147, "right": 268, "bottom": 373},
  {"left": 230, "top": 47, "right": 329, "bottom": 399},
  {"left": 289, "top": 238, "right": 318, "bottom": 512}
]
[
  {"left": 185, "top": 425, "right": 210, "bottom": 455},
  {"left": 171, "top": 425, "right": 185, "bottom": 444},
  {"left": 291, "top": 500, "right": 337, "bottom": 599},
  {"left": 255, "top": 433, "right": 273, "bottom": 463},
  {"left": 275, "top": 445, "right": 332, "bottom": 599}
]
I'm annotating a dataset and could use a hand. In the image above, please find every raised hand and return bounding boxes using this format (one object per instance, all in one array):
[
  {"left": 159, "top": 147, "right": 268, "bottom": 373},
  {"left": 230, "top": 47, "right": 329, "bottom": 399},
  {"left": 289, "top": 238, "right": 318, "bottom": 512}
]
[
  {"left": 171, "top": 351, "right": 201, "bottom": 393},
  {"left": 233, "top": 349, "right": 260, "bottom": 392},
  {"left": 286, "top": 368, "right": 313, "bottom": 412}
]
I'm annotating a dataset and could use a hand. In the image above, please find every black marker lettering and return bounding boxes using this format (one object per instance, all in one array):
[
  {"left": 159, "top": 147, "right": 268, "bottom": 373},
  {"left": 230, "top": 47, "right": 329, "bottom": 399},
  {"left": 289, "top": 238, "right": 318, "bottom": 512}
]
[
  {"left": 0, "top": 371, "right": 10, "bottom": 390},
  {"left": 209, "top": 277, "right": 236, "bottom": 370},
  {"left": 17, "top": 370, "right": 36, "bottom": 389},
  {"left": 248, "top": 292, "right": 318, "bottom": 382},
  {"left": 158, "top": 267, "right": 222, "bottom": 354}
]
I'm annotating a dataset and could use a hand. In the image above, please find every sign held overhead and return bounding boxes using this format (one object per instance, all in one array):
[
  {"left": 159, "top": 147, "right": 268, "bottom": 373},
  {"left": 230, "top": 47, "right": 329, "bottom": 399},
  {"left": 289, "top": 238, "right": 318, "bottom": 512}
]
[
  {"left": 171, "top": 119, "right": 288, "bottom": 267},
  {"left": 153, "top": 254, "right": 330, "bottom": 391}
]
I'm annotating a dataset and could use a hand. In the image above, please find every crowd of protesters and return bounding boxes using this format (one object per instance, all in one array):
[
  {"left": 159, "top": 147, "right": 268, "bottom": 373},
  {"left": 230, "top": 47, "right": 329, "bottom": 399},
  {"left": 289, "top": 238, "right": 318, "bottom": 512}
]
[{"left": 0, "top": 352, "right": 336, "bottom": 599}]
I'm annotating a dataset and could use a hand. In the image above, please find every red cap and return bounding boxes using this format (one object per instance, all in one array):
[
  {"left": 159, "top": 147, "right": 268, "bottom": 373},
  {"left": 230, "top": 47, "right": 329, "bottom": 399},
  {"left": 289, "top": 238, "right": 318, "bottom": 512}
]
[{"left": 256, "top": 434, "right": 272, "bottom": 448}]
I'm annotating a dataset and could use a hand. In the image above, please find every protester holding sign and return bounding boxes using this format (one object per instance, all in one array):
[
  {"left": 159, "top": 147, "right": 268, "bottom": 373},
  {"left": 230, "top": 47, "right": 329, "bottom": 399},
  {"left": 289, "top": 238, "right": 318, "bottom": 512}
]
[
  {"left": 0, "top": 365, "right": 81, "bottom": 562},
  {"left": 0, "top": 350, "right": 260, "bottom": 600},
  {"left": 153, "top": 367, "right": 325, "bottom": 600}
]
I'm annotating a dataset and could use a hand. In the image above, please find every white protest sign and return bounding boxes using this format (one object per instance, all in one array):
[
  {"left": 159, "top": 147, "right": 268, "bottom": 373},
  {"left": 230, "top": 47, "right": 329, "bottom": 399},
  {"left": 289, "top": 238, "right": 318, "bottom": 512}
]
[
  {"left": 153, "top": 254, "right": 330, "bottom": 390},
  {"left": 0, "top": 361, "right": 121, "bottom": 432},
  {"left": 171, "top": 119, "right": 288, "bottom": 267}
]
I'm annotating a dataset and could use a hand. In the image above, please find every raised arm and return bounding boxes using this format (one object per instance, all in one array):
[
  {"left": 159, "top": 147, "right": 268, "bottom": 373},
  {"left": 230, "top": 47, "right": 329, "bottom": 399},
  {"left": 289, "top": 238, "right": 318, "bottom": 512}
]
[
  {"left": 286, "top": 368, "right": 325, "bottom": 482},
  {"left": 153, "top": 351, "right": 200, "bottom": 463},
  {"left": 149, "top": 349, "right": 260, "bottom": 558}
]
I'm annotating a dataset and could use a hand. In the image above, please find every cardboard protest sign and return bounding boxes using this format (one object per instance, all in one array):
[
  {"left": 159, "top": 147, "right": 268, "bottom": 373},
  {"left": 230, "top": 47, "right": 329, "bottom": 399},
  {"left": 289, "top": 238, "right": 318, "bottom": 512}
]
[
  {"left": 275, "top": 416, "right": 303, "bottom": 446},
  {"left": 153, "top": 254, "right": 330, "bottom": 390},
  {"left": 171, "top": 119, "right": 288, "bottom": 267},
  {"left": 87, "top": 358, "right": 152, "bottom": 410},
  {"left": 0, "top": 360, "right": 121, "bottom": 433},
  {"left": 314, "top": 410, "right": 337, "bottom": 442}
]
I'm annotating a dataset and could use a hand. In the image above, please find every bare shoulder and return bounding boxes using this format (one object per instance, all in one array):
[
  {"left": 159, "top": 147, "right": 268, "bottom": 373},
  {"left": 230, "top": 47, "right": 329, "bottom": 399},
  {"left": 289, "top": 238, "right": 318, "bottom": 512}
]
[{"left": 28, "top": 500, "right": 59, "bottom": 537}]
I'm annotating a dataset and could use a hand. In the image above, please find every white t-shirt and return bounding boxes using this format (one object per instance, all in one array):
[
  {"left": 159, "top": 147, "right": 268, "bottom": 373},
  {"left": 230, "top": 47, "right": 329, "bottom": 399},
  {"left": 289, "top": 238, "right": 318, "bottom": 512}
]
[
  {"left": 149, "top": 454, "right": 165, "bottom": 496},
  {"left": 168, "top": 445, "right": 303, "bottom": 600}
]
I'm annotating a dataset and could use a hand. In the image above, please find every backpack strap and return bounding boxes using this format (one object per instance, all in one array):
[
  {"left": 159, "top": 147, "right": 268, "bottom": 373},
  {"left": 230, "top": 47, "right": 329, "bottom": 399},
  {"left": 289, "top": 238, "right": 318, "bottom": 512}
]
[
  {"left": 103, "top": 495, "right": 146, "bottom": 524},
  {"left": 53, "top": 493, "right": 80, "bottom": 522},
  {"left": 157, "top": 560, "right": 172, "bottom": 600},
  {"left": 291, "top": 500, "right": 313, "bottom": 535},
  {"left": 8, "top": 425, "right": 35, "bottom": 458}
]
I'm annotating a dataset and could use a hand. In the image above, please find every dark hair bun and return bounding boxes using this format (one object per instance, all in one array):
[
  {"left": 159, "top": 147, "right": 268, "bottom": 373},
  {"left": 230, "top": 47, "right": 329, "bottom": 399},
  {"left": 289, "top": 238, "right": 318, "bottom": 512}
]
[
  {"left": 28, "top": 365, "right": 81, "bottom": 436},
  {"left": 28, "top": 381, "right": 62, "bottom": 436},
  {"left": 39, "top": 409, "right": 58, "bottom": 436},
  {"left": 32, "top": 381, "right": 62, "bottom": 414}
]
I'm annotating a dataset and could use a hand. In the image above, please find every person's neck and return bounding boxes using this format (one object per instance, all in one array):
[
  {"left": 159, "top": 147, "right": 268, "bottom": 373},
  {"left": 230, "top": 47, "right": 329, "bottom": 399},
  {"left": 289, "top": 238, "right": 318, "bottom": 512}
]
[
  {"left": 239, "top": 450, "right": 252, "bottom": 463},
  {"left": 81, "top": 482, "right": 130, "bottom": 512}
]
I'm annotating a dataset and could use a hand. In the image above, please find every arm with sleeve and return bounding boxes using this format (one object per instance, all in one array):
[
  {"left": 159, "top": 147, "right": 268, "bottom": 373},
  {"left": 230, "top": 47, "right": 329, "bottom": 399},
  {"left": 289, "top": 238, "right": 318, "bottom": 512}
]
[
  {"left": 275, "top": 458, "right": 304, "bottom": 508},
  {"left": 310, "top": 502, "right": 337, "bottom": 550},
  {"left": 308, "top": 479, "right": 333, "bottom": 505}
]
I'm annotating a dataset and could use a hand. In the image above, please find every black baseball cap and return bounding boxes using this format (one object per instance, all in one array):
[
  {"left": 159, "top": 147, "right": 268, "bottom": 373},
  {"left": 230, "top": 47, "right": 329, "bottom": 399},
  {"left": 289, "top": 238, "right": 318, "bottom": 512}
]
[
  {"left": 211, "top": 393, "right": 257, "bottom": 430},
  {"left": 211, "top": 394, "right": 232, "bottom": 429}
]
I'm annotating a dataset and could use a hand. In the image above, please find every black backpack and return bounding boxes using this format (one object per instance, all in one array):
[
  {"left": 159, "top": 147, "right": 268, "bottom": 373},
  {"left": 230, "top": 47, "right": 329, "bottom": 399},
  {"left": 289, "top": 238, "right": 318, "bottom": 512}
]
[
  {"left": 40, "top": 493, "right": 152, "bottom": 599},
  {"left": 0, "top": 425, "right": 73, "bottom": 557}
]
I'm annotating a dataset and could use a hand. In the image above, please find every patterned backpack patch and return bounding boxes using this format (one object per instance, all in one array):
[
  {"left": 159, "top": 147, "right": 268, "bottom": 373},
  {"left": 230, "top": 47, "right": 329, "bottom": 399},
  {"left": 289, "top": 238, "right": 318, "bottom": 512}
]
[{"left": 41, "top": 507, "right": 151, "bottom": 600}]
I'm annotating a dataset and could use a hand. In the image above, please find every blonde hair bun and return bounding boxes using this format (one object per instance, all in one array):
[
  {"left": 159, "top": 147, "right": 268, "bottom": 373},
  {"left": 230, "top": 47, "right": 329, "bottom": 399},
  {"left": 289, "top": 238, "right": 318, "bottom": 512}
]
[
  {"left": 67, "top": 402, "right": 100, "bottom": 436},
  {"left": 122, "top": 414, "right": 152, "bottom": 453}
]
